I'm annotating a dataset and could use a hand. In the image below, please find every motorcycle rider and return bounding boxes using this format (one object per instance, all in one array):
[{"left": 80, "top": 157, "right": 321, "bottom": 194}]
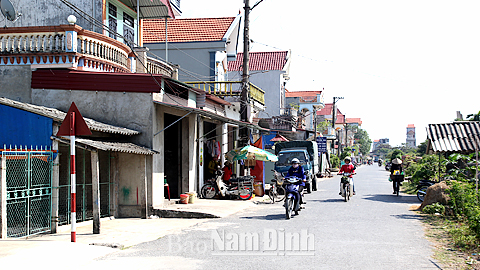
[
  {"left": 285, "top": 158, "right": 306, "bottom": 204},
  {"left": 338, "top": 157, "right": 356, "bottom": 195}
]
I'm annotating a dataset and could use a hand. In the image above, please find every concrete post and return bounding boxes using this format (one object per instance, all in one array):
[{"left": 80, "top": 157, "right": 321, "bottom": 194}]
[
  {"left": 144, "top": 155, "right": 148, "bottom": 219},
  {"left": 51, "top": 126, "right": 60, "bottom": 233},
  {"left": 133, "top": 47, "right": 149, "bottom": 74},
  {"left": 1, "top": 156, "right": 6, "bottom": 239},
  {"left": 91, "top": 150, "right": 100, "bottom": 234}
]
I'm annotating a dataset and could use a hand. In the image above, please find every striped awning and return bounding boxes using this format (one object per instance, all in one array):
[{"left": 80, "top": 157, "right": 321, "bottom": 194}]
[{"left": 426, "top": 122, "right": 480, "bottom": 153}]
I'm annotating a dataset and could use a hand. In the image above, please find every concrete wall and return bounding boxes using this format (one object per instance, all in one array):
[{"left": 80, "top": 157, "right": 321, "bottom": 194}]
[
  {"left": 4, "top": 0, "right": 102, "bottom": 33},
  {"left": 115, "top": 152, "right": 149, "bottom": 217},
  {"left": 146, "top": 41, "right": 226, "bottom": 82},
  {"left": 0, "top": 66, "right": 33, "bottom": 103},
  {"left": 31, "top": 89, "right": 154, "bottom": 147},
  {"left": 2, "top": 0, "right": 102, "bottom": 32}
]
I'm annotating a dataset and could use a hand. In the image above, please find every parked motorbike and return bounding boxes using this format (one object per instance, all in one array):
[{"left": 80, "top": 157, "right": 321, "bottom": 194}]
[
  {"left": 416, "top": 179, "right": 436, "bottom": 202},
  {"left": 284, "top": 176, "right": 303, "bottom": 219},
  {"left": 378, "top": 160, "right": 383, "bottom": 166},
  {"left": 201, "top": 168, "right": 254, "bottom": 200},
  {"left": 339, "top": 172, "right": 355, "bottom": 202}
]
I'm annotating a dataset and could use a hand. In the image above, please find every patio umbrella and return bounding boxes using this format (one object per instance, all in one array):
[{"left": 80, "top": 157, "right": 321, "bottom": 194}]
[
  {"left": 229, "top": 145, "right": 278, "bottom": 162},
  {"left": 270, "top": 134, "right": 289, "bottom": 142}
]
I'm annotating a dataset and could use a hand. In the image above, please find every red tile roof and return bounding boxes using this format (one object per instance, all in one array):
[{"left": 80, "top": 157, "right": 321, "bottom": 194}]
[
  {"left": 407, "top": 124, "right": 415, "bottom": 128},
  {"left": 346, "top": 118, "right": 362, "bottom": 125},
  {"left": 143, "top": 17, "right": 235, "bottom": 43},
  {"left": 228, "top": 51, "right": 288, "bottom": 71},
  {"left": 317, "top": 103, "right": 345, "bottom": 123}
]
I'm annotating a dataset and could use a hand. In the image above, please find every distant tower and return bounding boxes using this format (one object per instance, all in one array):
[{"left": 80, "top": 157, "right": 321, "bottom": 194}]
[{"left": 406, "top": 124, "right": 416, "bottom": 147}]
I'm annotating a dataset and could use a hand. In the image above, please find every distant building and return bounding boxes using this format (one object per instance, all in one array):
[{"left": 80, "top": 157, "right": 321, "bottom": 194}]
[
  {"left": 372, "top": 138, "right": 389, "bottom": 151},
  {"left": 406, "top": 124, "right": 416, "bottom": 147}
]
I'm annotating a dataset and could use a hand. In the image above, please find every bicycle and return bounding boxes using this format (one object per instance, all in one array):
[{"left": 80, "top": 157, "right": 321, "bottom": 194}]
[{"left": 267, "top": 170, "right": 286, "bottom": 203}]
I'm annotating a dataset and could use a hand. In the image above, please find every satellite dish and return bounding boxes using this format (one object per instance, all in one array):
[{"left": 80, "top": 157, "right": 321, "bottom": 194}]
[{"left": 1, "top": 0, "right": 20, "bottom": 22}]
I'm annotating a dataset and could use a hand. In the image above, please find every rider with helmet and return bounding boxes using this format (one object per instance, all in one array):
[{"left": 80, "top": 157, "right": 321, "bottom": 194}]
[
  {"left": 285, "top": 158, "right": 306, "bottom": 204},
  {"left": 338, "top": 157, "right": 356, "bottom": 195}
]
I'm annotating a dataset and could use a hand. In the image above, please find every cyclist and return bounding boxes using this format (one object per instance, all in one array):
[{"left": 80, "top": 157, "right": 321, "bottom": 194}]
[
  {"left": 338, "top": 157, "right": 356, "bottom": 195},
  {"left": 285, "top": 158, "right": 306, "bottom": 204},
  {"left": 390, "top": 157, "right": 403, "bottom": 194}
]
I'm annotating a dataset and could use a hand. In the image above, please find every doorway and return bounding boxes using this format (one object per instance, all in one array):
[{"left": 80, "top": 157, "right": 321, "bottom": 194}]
[{"left": 164, "top": 113, "right": 182, "bottom": 198}]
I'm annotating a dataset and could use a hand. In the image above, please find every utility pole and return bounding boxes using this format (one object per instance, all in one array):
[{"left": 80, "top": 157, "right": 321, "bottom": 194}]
[
  {"left": 332, "top": 97, "right": 343, "bottom": 155},
  {"left": 240, "top": 0, "right": 251, "bottom": 145}
]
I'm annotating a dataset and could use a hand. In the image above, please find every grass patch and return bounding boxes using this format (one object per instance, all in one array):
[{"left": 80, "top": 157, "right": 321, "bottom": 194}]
[
  {"left": 401, "top": 181, "right": 417, "bottom": 194},
  {"left": 422, "top": 214, "right": 480, "bottom": 269}
]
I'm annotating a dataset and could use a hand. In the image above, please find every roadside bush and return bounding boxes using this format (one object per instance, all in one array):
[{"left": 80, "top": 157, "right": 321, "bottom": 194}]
[
  {"left": 447, "top": 180, "right": 480, "bottom": 240},
  {"left": 330, "top": 154, "right": 340, "bottom": 168},
  {"left": 422, "top": 202, "right": 445, "bottom": 215}
]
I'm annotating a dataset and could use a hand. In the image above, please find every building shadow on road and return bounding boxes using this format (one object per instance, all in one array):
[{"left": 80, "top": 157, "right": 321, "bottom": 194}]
[{"left": 362, "top": 194, "right": 420, "bottom": 204}]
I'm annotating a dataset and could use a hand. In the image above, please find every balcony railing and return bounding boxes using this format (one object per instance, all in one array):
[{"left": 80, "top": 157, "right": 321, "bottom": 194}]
[
  {"left": 0, "top": 25, "right": 133, "bottom": 72},
  {"left": 185, "top": 81, "right": 265, "bottom": 105},
  {"left": 146, "top": 56, "right": 174, "bottom": 77}
]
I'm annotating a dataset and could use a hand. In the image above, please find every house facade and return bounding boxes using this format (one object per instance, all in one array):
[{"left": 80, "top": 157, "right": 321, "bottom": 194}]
[
  {"left": 0, "top": 0, "right": 267, "bottom": 238},
  {"left": 228, "top": 51, "right": 291, "bottom": 119}
]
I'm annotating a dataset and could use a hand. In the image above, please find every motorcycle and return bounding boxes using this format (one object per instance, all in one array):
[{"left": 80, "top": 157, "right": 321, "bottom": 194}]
[
  {"left": 416, "top": 179, "right": 436, "bottom": 202},
  {"left": 385, "top": 162, "right": 392, "bottom": 171},
  {"left": 378, "top": 160, "right": 383, "bottom": 166},
  {"left": 201, "top": 168, "right": 254, "bottom": 200},
  {"left": 284, "top": 176, "right": 303, "bottom": 219},
  {"left": 339, "top": 172, "right": 355, "bottom": 202}
]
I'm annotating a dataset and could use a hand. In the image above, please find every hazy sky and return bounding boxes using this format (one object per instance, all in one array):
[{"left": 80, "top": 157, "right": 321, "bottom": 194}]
[{"left": 180, "top": 0, "right": 480, "bottom": 147}]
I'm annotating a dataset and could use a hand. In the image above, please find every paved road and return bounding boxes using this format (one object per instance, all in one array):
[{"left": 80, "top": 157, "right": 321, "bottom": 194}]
[{"left": 89, "top": 165, "right": 441, "bottom": 270}]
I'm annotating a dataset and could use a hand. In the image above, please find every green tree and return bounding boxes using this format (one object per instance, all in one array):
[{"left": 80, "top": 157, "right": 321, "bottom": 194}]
[
  {"left": 467, "top": 111, "right": 480, "bottom": 121},
  {"left": 416, "top": 139, "right": 428, "bottom": 156},
  {"left": 354, "top": 128, "right": 372, "bottom": 155},
  {"left": 316, "top": 120, "right": 329, "bottom": 133}
]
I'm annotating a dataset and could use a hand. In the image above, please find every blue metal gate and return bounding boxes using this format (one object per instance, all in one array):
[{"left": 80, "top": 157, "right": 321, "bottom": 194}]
[{"left": 2, "top": 148, "right": 53, "bottom": 238}]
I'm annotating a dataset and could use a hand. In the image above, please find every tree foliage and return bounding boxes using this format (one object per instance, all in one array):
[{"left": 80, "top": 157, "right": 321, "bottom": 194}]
[{"left": 353, "top": 128, "right": 372, "bottom": 155}]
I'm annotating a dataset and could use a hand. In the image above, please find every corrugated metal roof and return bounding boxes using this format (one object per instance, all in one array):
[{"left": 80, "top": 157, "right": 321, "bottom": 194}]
[
  {"left": 53, "top": 137, "right": 157, "bottom": 155},
  {"left": 228, "top": 51, "right": 289, "bottom": 71},
  {"left": 426, "top": 122, "right": 480, "bottom": 153},
  {"left": 143, "top": 17, "right": 235, "bottom": 43},
  {"left": 0, "top": 97, "right": 140, "bottom": 136},
  {"left": 118, "top": 0, "right": 175, "bottom": 19}
]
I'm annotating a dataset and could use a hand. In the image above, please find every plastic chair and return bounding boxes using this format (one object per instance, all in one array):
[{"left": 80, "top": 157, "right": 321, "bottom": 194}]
[{"left": 164, "top": 177, "right": 170, "bottom": 201}]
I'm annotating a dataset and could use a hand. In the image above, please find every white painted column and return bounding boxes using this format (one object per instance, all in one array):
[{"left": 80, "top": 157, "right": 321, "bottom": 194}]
[
  {"left": 51, "top": 125, "right": 60, "bottom": 234},
  {"left": 91, "top": 150, "right": 100, "bottom": 234}
]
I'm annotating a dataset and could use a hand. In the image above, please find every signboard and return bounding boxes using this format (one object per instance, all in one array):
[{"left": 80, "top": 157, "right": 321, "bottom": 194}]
[{"left": 316, "top": 137, "right": 327, "bottom": 153}]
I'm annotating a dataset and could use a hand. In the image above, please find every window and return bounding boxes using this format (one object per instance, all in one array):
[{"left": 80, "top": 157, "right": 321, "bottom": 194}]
[
  {"left": 123, "top": 12, "right": 134, "bottom": 44},
  {"left": 108, "top": 3, "right": 117, "bottom": 39}
]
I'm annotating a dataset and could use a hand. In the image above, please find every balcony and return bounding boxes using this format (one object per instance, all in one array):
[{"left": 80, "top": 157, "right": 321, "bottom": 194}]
[
  {"left": 185, "top": 81, "right": 265, "bottom": 105},
  {"left": 0, "top": 25, "right": 133, "bottom": 73}
]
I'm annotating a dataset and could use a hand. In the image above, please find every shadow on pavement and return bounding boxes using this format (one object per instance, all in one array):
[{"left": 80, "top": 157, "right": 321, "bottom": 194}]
[
  {"left": 310, "top": 198, "right": 345, "bottom": 203},
  {"left": 240, "top": 214, "right": 285, "bottom": 220},
  {"left": 391, "top": 214, "right": 425, "bottom": 220},
  {"left": 362, "top": 194, "right": 420, "bottom": 204}
]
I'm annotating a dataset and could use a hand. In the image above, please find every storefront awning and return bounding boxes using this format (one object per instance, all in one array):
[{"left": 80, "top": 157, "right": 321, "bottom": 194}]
[{"left": 154, "top": 101, "right": 269, "bottom": 132}]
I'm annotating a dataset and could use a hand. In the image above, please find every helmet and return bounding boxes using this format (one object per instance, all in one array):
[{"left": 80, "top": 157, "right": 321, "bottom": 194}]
[
  {"left": 344, "top": 157, "right": 351, "bottom": 162},
  {"left": 291, "top": 158, "right": 300, "bottom": 164}
]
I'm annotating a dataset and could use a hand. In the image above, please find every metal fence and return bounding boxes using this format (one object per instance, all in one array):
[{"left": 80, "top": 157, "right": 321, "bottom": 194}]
[
  {"left": 57, "top": 146, "right": 111, "bottom": 226},
  {"left": 2, "top": 148, "right": 53, "bottom": 238}
]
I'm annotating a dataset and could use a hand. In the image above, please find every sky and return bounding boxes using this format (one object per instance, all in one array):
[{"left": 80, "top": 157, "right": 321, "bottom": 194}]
[{"left": 180, "top": 0, "right": 480, "bottom": 147}]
